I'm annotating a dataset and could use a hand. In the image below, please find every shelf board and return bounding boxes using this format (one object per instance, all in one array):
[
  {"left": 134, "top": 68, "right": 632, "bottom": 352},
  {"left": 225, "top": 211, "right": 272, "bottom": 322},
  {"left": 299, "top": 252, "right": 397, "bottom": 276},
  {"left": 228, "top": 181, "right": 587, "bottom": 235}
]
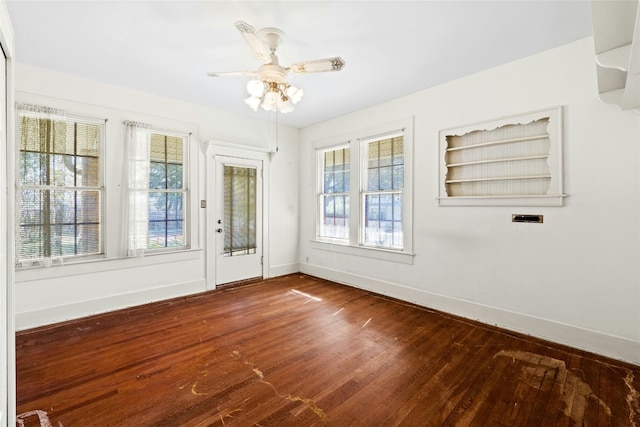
[{"left": 596, "top": 44, "right": 632, "bottom": 71}]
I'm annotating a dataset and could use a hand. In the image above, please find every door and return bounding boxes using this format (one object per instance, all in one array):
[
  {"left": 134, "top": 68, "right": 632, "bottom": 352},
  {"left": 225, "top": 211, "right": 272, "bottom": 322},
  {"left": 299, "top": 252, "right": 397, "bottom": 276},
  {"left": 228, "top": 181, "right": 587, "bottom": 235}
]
[{"left": 215, "top": 155, "right": 263, "bottom": 285}]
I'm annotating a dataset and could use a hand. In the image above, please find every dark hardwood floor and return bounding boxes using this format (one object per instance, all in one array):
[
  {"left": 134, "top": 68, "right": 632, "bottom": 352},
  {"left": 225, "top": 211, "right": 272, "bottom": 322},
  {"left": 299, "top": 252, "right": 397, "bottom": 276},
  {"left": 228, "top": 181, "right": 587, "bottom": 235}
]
[{"left": 16, "top": 274, "right": 640, "bottom": 426}]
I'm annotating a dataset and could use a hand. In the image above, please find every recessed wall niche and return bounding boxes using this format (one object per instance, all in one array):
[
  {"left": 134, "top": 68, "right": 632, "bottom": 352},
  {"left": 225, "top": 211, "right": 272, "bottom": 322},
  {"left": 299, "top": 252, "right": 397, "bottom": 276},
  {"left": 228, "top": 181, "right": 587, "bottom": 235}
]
[{"left": 438, "top": 107, "right": 565, "bottom": 207}]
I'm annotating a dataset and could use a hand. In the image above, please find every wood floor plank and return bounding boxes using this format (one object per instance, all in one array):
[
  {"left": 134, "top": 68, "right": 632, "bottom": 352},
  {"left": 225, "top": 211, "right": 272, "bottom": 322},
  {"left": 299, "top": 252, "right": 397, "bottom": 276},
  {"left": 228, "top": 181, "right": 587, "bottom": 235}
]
[{"left": 16, "top": 274, "right": 640, "bottom": 426}]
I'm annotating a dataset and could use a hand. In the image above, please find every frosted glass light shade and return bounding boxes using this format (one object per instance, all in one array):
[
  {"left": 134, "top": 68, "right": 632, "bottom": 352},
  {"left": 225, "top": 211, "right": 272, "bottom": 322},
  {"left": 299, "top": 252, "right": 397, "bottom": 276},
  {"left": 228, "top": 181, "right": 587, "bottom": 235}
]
[
  {"left": 246, "top": 79, "right": 265, "bottom": 97},
  {"left": 287, "top": 85, "right": 304, "bottom": 104},
  {"left": 279, "top": 98, "right": 294, "bottom": 113},
  {"left": 244, "top": 96, "right": 261, "bottom": 111},
  {"left": 261, "top": 91, "right": 279, "bottom": 111}
]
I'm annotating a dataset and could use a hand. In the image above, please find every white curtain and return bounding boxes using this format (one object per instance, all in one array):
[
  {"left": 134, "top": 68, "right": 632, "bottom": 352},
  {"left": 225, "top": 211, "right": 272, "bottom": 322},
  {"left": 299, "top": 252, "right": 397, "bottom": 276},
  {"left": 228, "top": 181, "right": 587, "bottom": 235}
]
[
  {"left": 123, "top": 121, "right": 151, "bottom": 257},
  {"left": 16, "top": 104, "right": 67, "bottom": 267}
]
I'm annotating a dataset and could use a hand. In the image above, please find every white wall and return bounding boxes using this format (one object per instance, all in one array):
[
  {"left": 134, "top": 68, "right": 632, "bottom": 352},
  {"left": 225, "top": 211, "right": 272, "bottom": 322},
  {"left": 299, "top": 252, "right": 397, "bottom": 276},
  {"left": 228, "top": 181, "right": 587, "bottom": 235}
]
[
  {"left": 14, "top": 63, "right": 300, "bottom": 329},
  {"left": 299, "top": 37, "right": 640, "bottom": 364}
]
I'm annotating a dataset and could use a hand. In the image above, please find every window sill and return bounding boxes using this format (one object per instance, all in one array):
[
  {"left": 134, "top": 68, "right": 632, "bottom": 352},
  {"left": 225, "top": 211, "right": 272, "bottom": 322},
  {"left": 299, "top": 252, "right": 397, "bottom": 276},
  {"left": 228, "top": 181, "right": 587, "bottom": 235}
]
[
  {"left": 15, "top": 248, "right": 203, "bottom": 282},
  {"left": 310, "top": 240, "right": 414, "bottom": 265},
  {"left": 437, "top": 195, "right": 567, "bottom": 207}
]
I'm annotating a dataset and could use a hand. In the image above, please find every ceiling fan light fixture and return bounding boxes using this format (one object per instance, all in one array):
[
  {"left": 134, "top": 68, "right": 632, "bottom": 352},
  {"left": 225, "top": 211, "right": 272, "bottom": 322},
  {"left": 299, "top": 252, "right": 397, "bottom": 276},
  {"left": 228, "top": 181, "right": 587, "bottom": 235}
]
[
  {"left": 279, "top": 97, "right": 295, "bottom": 114},
  {"left": 210, "top": 21, "right": 344, "bottom": 116},
  {"left": 246, "top": 79, "right": 265, "bottom": 97},
  {"left": 286, "top": 85, "right": 304, "bottom": 104},
  {"left": 246, "top": 80, "right": 301, "bottom": 114},
  {"left": 244, "top": 95, "right": 261, "bottom": 111},
  {"left": 261, "top": 90, "right": 280, "bottom": 111}
]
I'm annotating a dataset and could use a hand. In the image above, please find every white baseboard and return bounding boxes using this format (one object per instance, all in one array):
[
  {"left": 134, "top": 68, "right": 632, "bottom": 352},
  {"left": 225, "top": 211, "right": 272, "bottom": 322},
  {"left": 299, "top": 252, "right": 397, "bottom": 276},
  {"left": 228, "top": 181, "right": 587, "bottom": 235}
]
[
  {"left": 301, "top": 263, "right": 640, "bottom": 365},
  {"left": 268, "top": 262, "right": 299, "bottom": 278},
  {"left": 16, "top": 279, "right": 206, "bottom": 331}
]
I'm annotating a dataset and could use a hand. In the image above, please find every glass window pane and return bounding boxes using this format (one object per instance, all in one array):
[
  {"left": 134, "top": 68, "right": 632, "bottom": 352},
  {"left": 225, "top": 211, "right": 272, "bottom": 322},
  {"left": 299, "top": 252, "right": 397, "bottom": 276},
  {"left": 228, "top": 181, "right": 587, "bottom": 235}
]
[
  {"left": 20, "top": 189, "right": 44, "bottom": 226},
  {"left": 76, "top": 224, "right": 101, "bottom": 254},
  {"left": 364, "top": 193, "right": 402, "bottom": 249},
  {"left": 393, "top": 165, "right": 404, "bottom": 190},
  {"left": 324, "top": 151, "right": 334, "bottom": 169},
  {"left": 393, "top": 138, "right": 404, "bottom": 165},
  {"left": 324, "top": 195, "right": 335, "bottom": 217},
  {"left": 75, "top": 190, "right": 101, "bottom": 223},
  {"left": 379, "top": 194, "right": 393, "bottom": 221},
  {"left": 379, "top": 139, "right": 392, "bottom": 167},
  {"left": 148, "top": 221, "right": 167, "bottom": 249},
  {"left": 19, "top": 224, "right": 45, "bottom": 260},
  {"left": 20, "top": 152, "right": 46, "bottom": 185},
  {"left": 149, "top": 192, "right": 167, "bottom": 222},
  {"left": 166, "top": 220, "right": 184, "bottom": 247},
  {"left": 167, "top": 164, "right": 183, "bottom": 190},
  {"left": 367, "top": 168, "right": 379, "bottom": 191},
  {"left": 165, "top": 136, "right": 183, "bottom": 163},
  {"left": 334, "top": 171, "right": 344, "bottom": 193},
  {"left": 320, "top": 195, "right": 349, "bottom": 239},
  {"left": 393, "top": 193, "right": 403, "bottom": 221},
  {"left": 149, "top": 162, "right": 165, "bottom": 189},
  {"left": 78, "top": 156, "right": 100, "bottom": 187},
  {"left": 75, "top": 123, "right": 100, "bottom": 157},
  {"left": 368, "top": 141, "right": 379, "bottom": 168},
  {"left": 167, "top": 193, "right": 184, "bottom": 220},
  {"left": 366, "top": 194, "right": 380, "bottom": 221},
  {"left": 379, "top": 166, "right": 392, "bottom": 190}
]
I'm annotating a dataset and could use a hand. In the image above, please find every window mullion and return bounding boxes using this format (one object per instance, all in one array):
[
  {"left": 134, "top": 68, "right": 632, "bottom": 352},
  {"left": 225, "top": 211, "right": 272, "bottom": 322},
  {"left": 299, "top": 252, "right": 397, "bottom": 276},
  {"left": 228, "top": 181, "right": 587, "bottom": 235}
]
[{"left": 43, "top": 120, "right": 52, "bottom": 258}]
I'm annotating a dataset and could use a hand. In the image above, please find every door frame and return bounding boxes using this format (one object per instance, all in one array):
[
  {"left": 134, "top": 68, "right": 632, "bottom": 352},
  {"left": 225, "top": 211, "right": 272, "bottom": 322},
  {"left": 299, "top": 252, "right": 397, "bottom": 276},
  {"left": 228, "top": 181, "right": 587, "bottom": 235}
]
[
  {"left": 205, "top": 142, "right": 271, "bottom": 290},
  {"left": 0, "top": 1, "right": 15, "bottom": 425}
]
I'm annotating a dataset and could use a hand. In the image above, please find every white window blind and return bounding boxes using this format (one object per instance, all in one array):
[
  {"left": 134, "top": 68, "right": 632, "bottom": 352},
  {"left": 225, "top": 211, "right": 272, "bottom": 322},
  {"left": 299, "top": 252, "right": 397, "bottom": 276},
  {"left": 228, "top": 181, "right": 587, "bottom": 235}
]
[
  {"left": 17, "top": 106, "right": 104, "bottom": 267},
  {"left": 438, "top": 107, "right": 564, "bottom": 206}
]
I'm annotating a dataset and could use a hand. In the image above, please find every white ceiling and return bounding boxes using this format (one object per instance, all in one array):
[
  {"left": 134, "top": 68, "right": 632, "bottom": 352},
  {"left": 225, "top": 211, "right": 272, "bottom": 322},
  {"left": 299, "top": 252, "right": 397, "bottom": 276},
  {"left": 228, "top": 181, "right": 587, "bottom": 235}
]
[{"left": 6, "top": 1, "right": 594, "bottom": 128}]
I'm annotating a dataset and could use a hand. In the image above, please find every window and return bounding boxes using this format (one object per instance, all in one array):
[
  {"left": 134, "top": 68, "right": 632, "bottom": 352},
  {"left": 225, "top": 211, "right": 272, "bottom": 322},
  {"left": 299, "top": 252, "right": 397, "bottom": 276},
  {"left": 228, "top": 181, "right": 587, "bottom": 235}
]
[
  {"left": 125, "top": 122, "right": 188, "bottom": 255},
  {"left": 438, "top": 107, "right": 564, "bottom": 206},
  {"left": 362, "top": 135, "right": 404, "bottom": 249},
  {"left": 17, "top": 107, "right": 104, "bottom": 266},
  {"left": 318, "top": 146, "right": 350, "bottom": 241},
  {"left": 315, "top": 118, "right": 413, "bottom": 259},
  {"left": 148, "top": 133, "right": 186, "bottom": 249}
]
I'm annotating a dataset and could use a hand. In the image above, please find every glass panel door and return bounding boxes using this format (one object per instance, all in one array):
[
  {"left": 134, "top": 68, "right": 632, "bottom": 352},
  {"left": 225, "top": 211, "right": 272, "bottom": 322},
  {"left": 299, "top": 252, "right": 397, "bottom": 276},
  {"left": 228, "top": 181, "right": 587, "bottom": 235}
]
[
  {"left": 223, "top": 165, "right": 256, "bottom": 257},
  {"left": 215, "top": 156, "right": 262, "bottom": 285}
]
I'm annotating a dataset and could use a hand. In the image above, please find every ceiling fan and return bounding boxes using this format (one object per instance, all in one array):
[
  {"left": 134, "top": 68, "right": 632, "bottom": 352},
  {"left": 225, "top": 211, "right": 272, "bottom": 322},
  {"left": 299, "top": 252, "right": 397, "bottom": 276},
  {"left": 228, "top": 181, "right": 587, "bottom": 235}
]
[{"left": 208, "top": 21, "right": 346, "bottom": 113}]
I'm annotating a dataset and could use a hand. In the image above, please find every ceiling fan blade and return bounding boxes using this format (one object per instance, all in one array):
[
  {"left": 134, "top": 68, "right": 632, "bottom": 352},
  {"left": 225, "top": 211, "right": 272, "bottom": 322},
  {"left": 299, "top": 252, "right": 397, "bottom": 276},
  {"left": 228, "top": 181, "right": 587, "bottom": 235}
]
[
  {"left": 289, "top": 57, "right": 346, "bottom": 74},
  {"left": 234, "top": 21, "right": 272, "bottom": 64},
  {"left": 207, "top": 71, "right": 257, "bottom": 78}
]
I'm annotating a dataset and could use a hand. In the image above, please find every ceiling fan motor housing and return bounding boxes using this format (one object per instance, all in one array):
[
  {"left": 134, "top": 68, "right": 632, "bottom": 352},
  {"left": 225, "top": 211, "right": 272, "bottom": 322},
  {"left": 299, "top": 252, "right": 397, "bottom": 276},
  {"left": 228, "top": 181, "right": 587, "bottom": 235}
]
[{"left": 257, "top": 54, "right": 289, "bottom": 83}]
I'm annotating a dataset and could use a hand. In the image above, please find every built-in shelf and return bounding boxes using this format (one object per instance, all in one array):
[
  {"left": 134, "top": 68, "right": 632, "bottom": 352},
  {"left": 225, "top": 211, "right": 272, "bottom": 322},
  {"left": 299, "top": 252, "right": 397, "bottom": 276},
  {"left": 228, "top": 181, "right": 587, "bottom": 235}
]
[{"left": 591, "top": 0, "right": 640, "bottom": 112}]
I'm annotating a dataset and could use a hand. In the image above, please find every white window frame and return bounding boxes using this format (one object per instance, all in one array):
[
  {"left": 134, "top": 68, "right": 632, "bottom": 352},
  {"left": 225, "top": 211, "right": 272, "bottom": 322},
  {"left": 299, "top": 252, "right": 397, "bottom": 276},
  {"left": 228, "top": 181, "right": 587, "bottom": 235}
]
[
  {"left": 312, "top": 118, "right": 414, "bottom": 264},
  {"left": 16, "top": 109, "right": 106, "bottom": 268},
  {"left": 316, "top": 143, "right": 350, "bottom": 244},
  {"left": 359, "top": 131, "right": 406, "bottom": 250},
  {"left": 438, "top": 107, "right": 565, "bottom": 207},
  {"left": 142, "top": 128, "right": 190, "bottom": 254}
]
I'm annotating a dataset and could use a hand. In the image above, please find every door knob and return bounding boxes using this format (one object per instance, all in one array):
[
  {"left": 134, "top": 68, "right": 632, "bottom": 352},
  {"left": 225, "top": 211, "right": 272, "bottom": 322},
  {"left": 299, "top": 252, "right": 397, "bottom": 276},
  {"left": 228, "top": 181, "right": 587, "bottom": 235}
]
[{"left": 217, "top": 228, "right": 223, "bottom": 233}]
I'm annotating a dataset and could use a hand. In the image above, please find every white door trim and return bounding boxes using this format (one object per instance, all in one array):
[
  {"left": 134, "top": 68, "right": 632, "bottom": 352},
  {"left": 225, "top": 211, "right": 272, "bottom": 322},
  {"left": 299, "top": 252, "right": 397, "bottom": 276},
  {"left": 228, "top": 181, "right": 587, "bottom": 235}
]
[
  {"left": 0, "top": 1, "right": 16, "bottom": 424},
  {"left": 205, "top": 142, "right": 271, "bottom": 290}
]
